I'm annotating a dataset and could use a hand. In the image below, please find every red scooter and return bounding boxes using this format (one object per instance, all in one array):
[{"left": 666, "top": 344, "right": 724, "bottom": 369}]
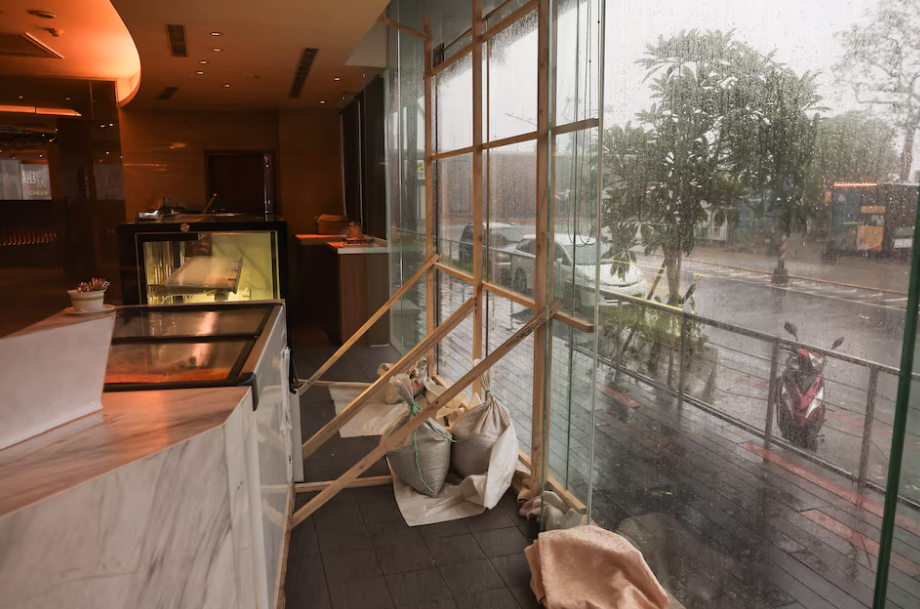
[{"left": 772, "top": 322, "right": 844, "bottom": 452}]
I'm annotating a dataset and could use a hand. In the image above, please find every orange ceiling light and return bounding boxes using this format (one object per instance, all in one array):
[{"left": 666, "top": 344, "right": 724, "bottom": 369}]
[{"left": 0, "top": 105, "right": 81, "bottom": 116}]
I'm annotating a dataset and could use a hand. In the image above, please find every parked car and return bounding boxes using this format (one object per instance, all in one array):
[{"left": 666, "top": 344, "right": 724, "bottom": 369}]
[
  {"left": 508, "top": 234, "right": 647, "bottom": 309},
  {"left": 458, "top": 222, "right": 524, "bottom": 264}
]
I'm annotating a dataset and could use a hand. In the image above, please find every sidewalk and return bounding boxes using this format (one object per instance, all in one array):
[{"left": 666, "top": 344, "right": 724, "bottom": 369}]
[{"left": 688, "top": 239, "right": 913, "bottom": 294}]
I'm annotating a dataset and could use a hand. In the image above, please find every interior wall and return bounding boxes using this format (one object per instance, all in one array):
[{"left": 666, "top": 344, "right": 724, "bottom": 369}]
[
  {"left": 119, "top": 108, "right": 278, "bottom": 219},
  {"left": 119, "top": 108, "right": 344, "bottom": 233},
  {"left": 277, "top": 109, "right": 345, "bottom": 234}
]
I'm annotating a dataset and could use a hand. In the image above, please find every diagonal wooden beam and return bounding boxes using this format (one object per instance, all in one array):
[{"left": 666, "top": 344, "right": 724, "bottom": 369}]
[
  {"left": 301, "top": 255, "right": 438, "bottom": 391},
  {"left": 291, "top": 301, "right": 562, "bottom": 527},
  {"left": 378, "top": 16, "right": 430, "bottom": 41},
  {"left": 301, "top": 297, "right": 475, "bottom": 460}
]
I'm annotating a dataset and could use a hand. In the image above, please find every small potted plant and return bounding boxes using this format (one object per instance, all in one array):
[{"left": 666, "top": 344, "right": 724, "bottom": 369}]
[{"left": 68, "top": 278, "right": 110, "bottom": 312}]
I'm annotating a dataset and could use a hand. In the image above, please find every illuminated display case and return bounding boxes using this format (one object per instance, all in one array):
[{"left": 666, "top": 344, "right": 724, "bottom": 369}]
[{"left": 118, "top": 215, "right": 288, "bottom": 306}]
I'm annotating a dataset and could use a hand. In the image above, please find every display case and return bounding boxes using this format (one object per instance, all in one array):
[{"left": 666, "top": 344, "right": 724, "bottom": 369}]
[
  {"left": 117, "top": 215, "right": 288, "bottom": 306},
  {"left": 104, "top": 302, "right": 275, "bottom": 392}
]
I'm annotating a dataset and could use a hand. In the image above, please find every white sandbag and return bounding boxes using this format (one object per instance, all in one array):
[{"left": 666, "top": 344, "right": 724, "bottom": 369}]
[
  {"left": 382, "top": 374, "right": 452, "bottom": 497},
  {"left": 392, "top": 364, "right": 519, "bottom": 526},
  {"left": 377, "top": 359, "right": 428, "bottom": 404},
  {"left": 450, "top": 365, "right": 512, "bottom": 478}
]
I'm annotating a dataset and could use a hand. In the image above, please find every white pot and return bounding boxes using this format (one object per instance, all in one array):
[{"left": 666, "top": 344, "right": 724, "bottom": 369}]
[{"left": 68, "top": 289, "right": 106, "bottom": 312}]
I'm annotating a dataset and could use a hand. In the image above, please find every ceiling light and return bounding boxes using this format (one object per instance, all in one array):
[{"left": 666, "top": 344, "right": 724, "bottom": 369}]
[
  {"left": 223, "top": 84, "right": 230, "bottom": 88},
  {"left": 18, "top": 95, "right": 23, "bottom": 99},
  {"left": 100, "top": 124, "right": 105, "bottom": 127},
  {"left": 106, "top": 151, "right": 110, "bottom": 155},
  {"left": 334, "top": 77, "right": 340, "bottom": 81},
  {"left": 199, "top": 60, "right": 208, "bottom": 65},
  {"left": 197, "top": 71, "right": 204, "bottom": 75},
  {"left": 211, "top": 32, "right": 222, "bottom": 36},
  {"left": 109, "top": 123, "right": 113, "bottom": 127},
  {"left": 65, "top": 96, "right": 70, "bottom": 101},
  {"left": 320, "top": 100, "right": 325, "bottom": 104},
  {"left": 212, "top": 48, "right": 222, "bottom": 52}
]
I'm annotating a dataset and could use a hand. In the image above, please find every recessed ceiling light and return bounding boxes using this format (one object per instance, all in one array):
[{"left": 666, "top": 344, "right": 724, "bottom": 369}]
[
  {"left": 320, "top": 100, "right": 325, "bottom": 104},
  {"left": 212, "top": 48, "right": 222, "bottom": 52},
  {"left": 65, "top": 96, "right": 70, "bottom": 101},
  {"left": 223, "top": 84, "right": 230, "bottom": 88},
  {"left": 199, "top": 60, "right": 208, "bottom": 65},
  {"left": 334, "top": 77, "right": 341, "bottom": 81},
  {"left": 109, "top": 123, "right": 113, "bottom": 127},
  {"left": 100, "top": 124, "right": 105, "bottom": 128},
  {"left": 211, "top": 32, "right": 222, "bottom": 36},
  {"left": 17, "top": 95, "right": 23, "bottom": 99},
  {"left": 106, "top": 151, "right": 110, "bottom": 155},
  {"left": 197, "top": 71, "right": 204, "bottom": 75}
]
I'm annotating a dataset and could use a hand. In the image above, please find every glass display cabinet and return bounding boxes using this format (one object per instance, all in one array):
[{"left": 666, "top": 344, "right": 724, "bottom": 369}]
[{"left": 117, "top": 215, "right": 288, "bottom": 306}]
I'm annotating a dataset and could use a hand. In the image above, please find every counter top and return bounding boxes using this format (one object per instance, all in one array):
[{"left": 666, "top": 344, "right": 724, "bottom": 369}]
[
  {"left": 325, "top": 237, "right": 389, "bottom": 255},
  {"left": 0, "top": 386, "right": 250, "bottom": 518},
  {"left": 295, "top": 233, "right": 346, "bottom": 245}
]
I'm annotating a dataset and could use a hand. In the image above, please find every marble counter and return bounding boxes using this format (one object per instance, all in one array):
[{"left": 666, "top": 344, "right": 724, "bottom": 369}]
[{"left": 0, "top": 387, "right": 282, "bottom": 609}]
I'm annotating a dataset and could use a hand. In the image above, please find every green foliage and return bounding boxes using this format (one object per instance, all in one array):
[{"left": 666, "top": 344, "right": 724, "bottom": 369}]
[
  {"left": 814, "top": 111, "right": 900, "bottom": 184},
  {"left": 602, "top": 29, "right": 825, "bottom": 298},
  {"left": 598, "top": 301, "right": 708, "bottom": 364}
]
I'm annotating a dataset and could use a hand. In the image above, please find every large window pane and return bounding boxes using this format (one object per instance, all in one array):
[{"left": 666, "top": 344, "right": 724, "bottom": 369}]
[
  {"left": 487, "top": 10, "right": 538, "bottom": 141},
  {"left": 486, "top": 141, "right": 536, "bottom": 293},
  {"left": 435, "top": 53, "right": 473, "bottom": 153},
  {"left": 600, "top": 2, "right": 918, "bottom": 608}
]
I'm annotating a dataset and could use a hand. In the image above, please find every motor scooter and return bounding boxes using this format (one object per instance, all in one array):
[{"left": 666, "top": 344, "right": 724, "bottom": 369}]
[{"left": 772, "top": 322, "right": 844, "bottom": 452}]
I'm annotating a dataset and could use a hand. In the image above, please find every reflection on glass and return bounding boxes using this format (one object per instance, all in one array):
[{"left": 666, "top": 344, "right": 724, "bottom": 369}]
[
  {"left": 487, "top": 141, "right": 536, "bottom": 292},
  {"left": 113, "top": 306, "right": 270, "bottom": 338},
  {"left": 435, "top": 53, "right": 473, "bottom": 153},
  {"left": 105, "top": 340, "right": 249, "bottom": 385},
  {"left": 141, "top": 231, "right": 279, "bottom": 305},
  {"left": 435, "top": 153, "right": 473, "bottom": 269}
]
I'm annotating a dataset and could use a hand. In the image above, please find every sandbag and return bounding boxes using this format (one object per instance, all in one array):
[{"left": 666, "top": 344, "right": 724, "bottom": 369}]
[
  {"left": 449, "top": 363, "right": 512, "bottom": 478},
  {"left": 377, "top": 359, "right": 428, "bottom": 404},
  {"left": 382, "top": 374, "right": 452, "bottom": 497}
]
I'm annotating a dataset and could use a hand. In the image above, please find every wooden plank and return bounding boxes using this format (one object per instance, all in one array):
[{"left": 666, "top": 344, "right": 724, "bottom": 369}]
[
  {"left": 435, "top": 261, "right": 474, "bottom": 283},
  {"left": 429, "top": 145, "right": 476, "bottom": 161},
  {"left": 802, "top": 510, "right": 920, "bottom": 577},
  {"left": 291, "top": 302, "right": 560, "bottom": 528},
  {"left": 554, "top": 117, "right": 600, "bottom": 136},
  {"left": 424, "top": 14, "right": 435, "bottom": 364},
  {"left": 274, "top": 484, "right": 295, "bottom": 609},
  {"left": 294, "top": 475, "right": 392, "bottom": 494},
  {"left": 529, "top": 0, "right": 551, "bottom": 496},
  {"left": 301, "top": 298, "right": 475, "bottom": 459},
  {"left": 482, "top": 130, "right": 538, "bottom": 150},
  {"left": 378, "top": 16, "right": 429, "bottom": 41},
  {"left": 482, "top": 0, "right": 538, "bottom": 43},
  {"left": 430, "top": 43, "right": 473, "bottom": 76},
  {"left": 517, "top": 451, "right": 587, "bottom": 514},
  {"left": 472, "top": 0, "right": 484, "bottom": 393},
  {"left": 302, "top": 256, "right": 438, "bottom": 390}
]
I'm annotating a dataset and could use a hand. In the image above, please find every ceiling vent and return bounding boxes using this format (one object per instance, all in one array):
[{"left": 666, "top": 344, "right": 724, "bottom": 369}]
[
  {"left": 158, "top": 87, "right": 179, "bottom": 100},
  {"left": 166, "top": 24, "right": 187, "bottom": 57},
  {"left": 0, "top": 32, "right": 62, "bottom": 58},
  {"left": 289, "top": 48, "right": 319, "bottom": 98}
]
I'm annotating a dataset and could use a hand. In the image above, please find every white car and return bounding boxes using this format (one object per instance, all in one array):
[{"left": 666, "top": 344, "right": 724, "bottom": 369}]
[{"left": 507, "top": 234, "right": 647, "bottom": 308}]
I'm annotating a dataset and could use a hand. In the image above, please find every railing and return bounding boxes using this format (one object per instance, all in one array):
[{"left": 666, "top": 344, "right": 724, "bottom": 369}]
[{"left": 589, "top": 290, "right": 920, "bottom": 509}]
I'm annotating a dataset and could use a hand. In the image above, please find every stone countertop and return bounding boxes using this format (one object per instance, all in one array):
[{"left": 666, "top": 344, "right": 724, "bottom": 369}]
[{"left": 0, "top": 386, "right": 250, "bottom": 518}]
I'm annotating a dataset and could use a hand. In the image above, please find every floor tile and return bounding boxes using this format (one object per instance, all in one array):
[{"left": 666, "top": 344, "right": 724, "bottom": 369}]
[
  {"left": 322, "top": 548, "right": 382, "bottom": 583},
  {"left": 425, "top": 534, "right": 486, "bottom": 566},
  {"left": 317, "top": 525, "right": 372, "bottom": 554},
  {"left": 464, "top": 509, "right": 518, "bottom": 533},
  {"left": 384, "top": 567, "right": 452, "bottom": 607},
  {"left": 438, "top": 558, "right": 506, "bottom": 599},
  {"left": 494, "top": 493, "right": 528, "bottom": 526},
  {"left": 452, "top": 587, "right": 520, "bottom": 609},
  {"left": 472, "top": 528, "right": 529, "bottom": 558},
  {"left": 375, "top": 541, "right": 437, "bottom": 574},
  {"left": 490, "top": 554, "right": 531, "bottom": 587},
  {"left": 313, "top": 492, "right": 363, "bottom": 530},
  {"left": 417, "top": 519, "right": 470, "bottom": 541},
  {"left": 354, "top": 486, "right": 405, "bottom": 523},
  {"left": 367, "top": 517, "right": 423, "bottom": 547},
  {"left": 517, "top": 522, "right": 540, "bottom": 542},
  {"left": 328, "top": 577, "right": 393, "bottom": 609},
  {"left": 509, "top": 584, "right": 542, "bottom": 609}
]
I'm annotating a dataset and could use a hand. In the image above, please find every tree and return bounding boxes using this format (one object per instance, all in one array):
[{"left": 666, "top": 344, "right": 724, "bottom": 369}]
[
  {"left": 835, "top": 0, "right": 920, "bottom": 182},
  {"left": 814, "top": 111, "right": 900, "bottom": 184},
  {"left": 602, "top": 30, "right": 821, "bottom": 296}
]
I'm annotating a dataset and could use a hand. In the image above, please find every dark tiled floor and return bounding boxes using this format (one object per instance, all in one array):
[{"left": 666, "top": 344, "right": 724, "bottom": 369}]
[
  {"left": 285, "top": 488, "right": 540, "bottom": 609},
  {"left": 287, "top": 325, "right": 542, "bottom": 609}
]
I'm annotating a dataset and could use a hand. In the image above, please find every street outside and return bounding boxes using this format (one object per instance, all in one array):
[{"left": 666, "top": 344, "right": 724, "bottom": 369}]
[{"left": 438, "top": 221, "right": 920, "bottom": 500}]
